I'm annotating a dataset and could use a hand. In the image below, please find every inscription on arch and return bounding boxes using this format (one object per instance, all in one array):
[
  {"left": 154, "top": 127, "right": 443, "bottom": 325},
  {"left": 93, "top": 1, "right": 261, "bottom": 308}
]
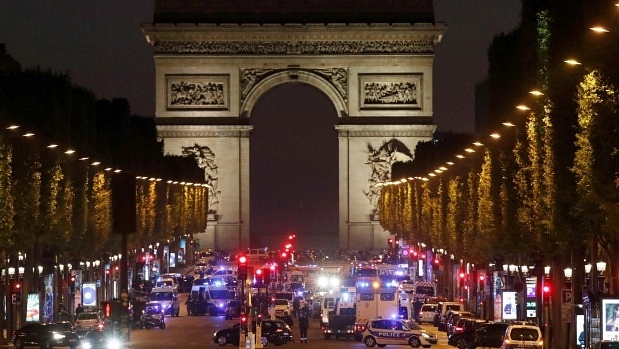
[{"left": 153, "top": 40, "right": 435, "bottom": 55}]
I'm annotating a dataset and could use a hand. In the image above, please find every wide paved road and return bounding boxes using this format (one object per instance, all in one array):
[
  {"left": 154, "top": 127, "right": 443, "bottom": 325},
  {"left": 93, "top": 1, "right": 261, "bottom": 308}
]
[{"left": 128, "top": 294, "right": 452, "bottom": 349}]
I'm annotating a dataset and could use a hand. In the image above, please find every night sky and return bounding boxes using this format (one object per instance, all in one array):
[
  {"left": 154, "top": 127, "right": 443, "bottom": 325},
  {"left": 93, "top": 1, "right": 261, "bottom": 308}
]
[{"left": 0, "top": 0, "right": 521, "bottom": 250}]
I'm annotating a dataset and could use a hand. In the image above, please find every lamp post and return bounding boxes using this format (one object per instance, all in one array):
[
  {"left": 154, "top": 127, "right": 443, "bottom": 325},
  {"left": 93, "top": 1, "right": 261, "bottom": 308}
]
[
  {"left": 564, "top": 267, "right": 573, "bottom": 349},
  {"left": 542, "top": 265, "right": 551, "bottom": 349},
  {"left": 597, "top": 261, "right": 606, "bottom": 294}
]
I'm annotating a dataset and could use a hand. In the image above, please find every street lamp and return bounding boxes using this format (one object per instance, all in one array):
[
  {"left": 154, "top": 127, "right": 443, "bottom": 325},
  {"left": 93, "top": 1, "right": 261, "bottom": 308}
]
[
  {"left": 564, "top": 267, "right": 573, "bottom": 289},
  {"left": 597, "top": 261, "right": 607, "bottom": 293}
]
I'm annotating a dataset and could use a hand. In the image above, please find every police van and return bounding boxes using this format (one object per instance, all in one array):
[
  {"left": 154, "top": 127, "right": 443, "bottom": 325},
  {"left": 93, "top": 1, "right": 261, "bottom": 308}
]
[
  {"left": 149, "top": 286, "right": 180, "bottom": 317},
  {"left": 191, "top": 284, "right": 234, "bottom": 316}
]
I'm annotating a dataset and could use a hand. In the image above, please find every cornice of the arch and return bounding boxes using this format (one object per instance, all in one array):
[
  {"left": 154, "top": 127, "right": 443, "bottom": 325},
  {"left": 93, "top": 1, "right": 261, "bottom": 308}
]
[
  {"left": 143, "top": 23, "right": 445, "bottom": 55},
  {"left": 157, "top": 124, "right": 253, "bottom": 138},
  {"left": 241, "top": 70, "right": 347, "bottom": 118},
  {"left": 335, "top": 124, "right": 436, "bottom": 137}
]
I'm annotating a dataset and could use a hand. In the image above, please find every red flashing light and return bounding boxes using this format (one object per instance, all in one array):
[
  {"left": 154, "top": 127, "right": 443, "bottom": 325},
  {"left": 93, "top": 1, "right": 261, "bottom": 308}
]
[
  {"left": 543, "top": 283, "right": 551, "bottom": 294},
  {"left": 280, "top": 252, "right": 287, "bottom": 258},
  {"left": 15, "top": 282, "right": 21, "bottom": 289},
  {"left": 479, "top": 275, "right": 485, "bottom": 281},
  {"left": 270, "top": 265, "right": 276, "bottom": 271},
  {"left": 256, "top": 269, "right": 263, "bottom": 275},
  {"left": 434, "top": 258, "right": 440, "bottom": 264},
  {"left": 459, "top": 272, "right": 466, "bottom": 279},
  {"left": 238, "top": 255, "right": 247, "bottom": 265}
]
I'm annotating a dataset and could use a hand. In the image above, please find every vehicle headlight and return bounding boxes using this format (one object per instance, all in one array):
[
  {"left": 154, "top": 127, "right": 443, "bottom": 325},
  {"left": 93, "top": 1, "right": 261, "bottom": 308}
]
[
  {"left": 421, "top": 332, "right": 434, "bottom": 339},
  {"left": 82, "top": 342, "right": 93, "bottom": 349},
  {"left": 107, "top": 338, "right": 122, "bottom": 349},
  {"left": 53, "top": 333, "right": 65, "bottom": 340}
]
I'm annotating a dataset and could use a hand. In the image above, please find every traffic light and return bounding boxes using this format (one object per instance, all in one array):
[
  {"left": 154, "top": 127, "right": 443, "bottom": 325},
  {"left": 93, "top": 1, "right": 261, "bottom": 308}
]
[
  {"left": 262, "top": 268, "right": 271, "bottom": 284},
  {"left": 542, "top": 282, "right": 552, "bottom": 302},
  {"left": 69, "top": 275, "right": 76, "bottom": 292},
  {"left": 255, "top": 268, "right": 263, "bottom": 286},
  {"left": 387, "top": 238, "right": 393, "bottom": 246},
  {"left": 238, "top": 254, "right": 248, "bottom": 280},
  {"left": 458, "top": 271, "right": 466, "bottom": 288},
  {"left": 241, "top": 314, "right": 248, "bottom": 334},
  {"left": 479, "top": 274, "right": 485, "bottom": 291}
]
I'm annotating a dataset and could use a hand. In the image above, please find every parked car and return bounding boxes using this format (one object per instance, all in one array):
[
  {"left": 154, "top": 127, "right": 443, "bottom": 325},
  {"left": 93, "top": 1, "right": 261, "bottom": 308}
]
[
  {"left": 361, "top": 318, "right": 438, "bottom": 348},
  {"left": 434, "top": 301, "right": 464, "bottom": 330},
  {"left": 501, "top": 324, "right": 543, "bottom": 349},
  {"left": 417, "top": 303, "right": 438, "bottom": 324},
  {"left": 445, "top": 311, "right": 474, "bottom": 335},
  {"left": 213, "top": 319, "right": 294, "bottom": 346},
  {"left": 448, "top": 322, "right": 508, "bottom": 349},
  {"left": 13, "top": 322, "right": 79, "bottom": 349}
]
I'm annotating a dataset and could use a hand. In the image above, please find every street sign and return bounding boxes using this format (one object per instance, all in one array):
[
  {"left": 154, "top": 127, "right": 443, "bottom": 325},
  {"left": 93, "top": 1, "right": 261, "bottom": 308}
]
[{"left": 562, "top": 289, "right": 573, "bottom": 304}]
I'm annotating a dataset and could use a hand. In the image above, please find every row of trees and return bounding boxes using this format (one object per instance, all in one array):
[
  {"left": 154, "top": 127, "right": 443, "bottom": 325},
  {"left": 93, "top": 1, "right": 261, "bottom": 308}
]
[
  {"left": 0, "top": 48, "right": 207, "bottom": 279},
  {"left": 379, "top": 0, "right": 619, "bottom": 294}
]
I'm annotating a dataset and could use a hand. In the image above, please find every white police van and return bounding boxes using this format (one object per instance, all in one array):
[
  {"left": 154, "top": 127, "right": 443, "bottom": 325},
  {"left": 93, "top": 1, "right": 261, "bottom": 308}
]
[{"left": 149, "top": 286, "right": 180, "bottom": 317}]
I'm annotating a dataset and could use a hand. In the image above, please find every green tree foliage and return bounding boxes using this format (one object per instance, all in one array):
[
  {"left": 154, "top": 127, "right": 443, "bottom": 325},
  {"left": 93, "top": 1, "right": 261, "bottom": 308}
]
[
  {"left": 0, "top": 138, "right": 14, "bottom": 248},
  {"left": 573, "top": 70, "right": 619, "bottom": 286},
  {"left": 0, "top": 56, "right": 205, "bottom": 269},
  {"left": 376, "top": 1, "right": 619, "bottom": 276}
]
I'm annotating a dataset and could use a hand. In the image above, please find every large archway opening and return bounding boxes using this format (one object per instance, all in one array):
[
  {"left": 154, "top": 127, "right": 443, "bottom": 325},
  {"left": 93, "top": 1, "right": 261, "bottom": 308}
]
[{"left": 250, "top": 83, "right": 339, "bottom": 251}]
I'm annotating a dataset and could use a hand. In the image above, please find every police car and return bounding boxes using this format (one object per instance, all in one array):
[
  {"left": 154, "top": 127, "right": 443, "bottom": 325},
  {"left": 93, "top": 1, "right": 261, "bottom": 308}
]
[{"left": 362, "top": 318, "right": 438, "bottom": 348}]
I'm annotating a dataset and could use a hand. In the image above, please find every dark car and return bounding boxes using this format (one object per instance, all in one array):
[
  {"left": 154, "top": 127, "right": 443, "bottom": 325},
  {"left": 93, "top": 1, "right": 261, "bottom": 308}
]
[
  {"left": 446, "top": 311, "right": 474, "bottom": 336},
  {"left": 448, "top": 322, "right": 509, "bottom": 349},
  {"left": 79, "top": 330, "right": 124, "bottom": 349},
  {"left": 13, "top": 322, "right": 79, "bottom": 349},
  {"left": 213, "top": 319, "right": 294, "bottom": 346}
]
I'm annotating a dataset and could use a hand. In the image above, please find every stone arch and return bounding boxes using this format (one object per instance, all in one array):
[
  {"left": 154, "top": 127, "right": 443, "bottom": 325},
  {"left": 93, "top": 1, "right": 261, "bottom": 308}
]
[
  {"left": 143, "top": 2, "right": 445, "bottom": 252},
  {"left": 241, "top": 69, "right": 347, "bottom": 119}
]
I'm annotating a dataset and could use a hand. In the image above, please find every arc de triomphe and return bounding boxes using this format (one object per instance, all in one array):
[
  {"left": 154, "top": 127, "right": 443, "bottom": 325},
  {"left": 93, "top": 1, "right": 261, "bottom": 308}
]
[{"left": 142, "top": 0, "right": 445, "bottom": 251}]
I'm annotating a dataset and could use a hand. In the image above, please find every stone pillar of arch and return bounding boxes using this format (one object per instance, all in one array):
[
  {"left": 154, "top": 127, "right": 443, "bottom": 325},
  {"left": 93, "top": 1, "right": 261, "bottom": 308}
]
[{"left": 142, "top": 1, "right": 444, "bottom": 252}]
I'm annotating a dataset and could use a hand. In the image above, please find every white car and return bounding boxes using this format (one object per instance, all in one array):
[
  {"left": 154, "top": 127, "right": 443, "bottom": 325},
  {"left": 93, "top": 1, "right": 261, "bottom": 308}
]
[
  {"left": 501, "top": 324, "right": 543, "bottom": 349},
  {"left": 271, "top": 299, "right": 291, "bottom": 317},
  {"left": 417, "top": 304, "right": 438, "bottom": 324},
  {"left": 74, "top": 311, "right": 105, "bottom": 331},
  {"left": 362, "top": 318, "right": 438, "bottom": 348}
]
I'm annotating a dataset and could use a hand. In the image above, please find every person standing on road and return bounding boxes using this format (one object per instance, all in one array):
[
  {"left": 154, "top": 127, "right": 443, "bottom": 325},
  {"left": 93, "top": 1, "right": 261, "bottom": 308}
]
[{"left": 298, "top": 305, "right": 310, "bottom": 343}]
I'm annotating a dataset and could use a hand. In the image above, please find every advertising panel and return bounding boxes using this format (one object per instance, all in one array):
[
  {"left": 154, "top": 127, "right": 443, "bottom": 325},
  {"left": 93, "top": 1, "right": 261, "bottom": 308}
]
[
  {"left": 82, "top": 282, "right": 97, "bottom": 307},
  {"left": 602, "top": 298, "right": 619, "bottom": 340},
  {"left": 576, "top": 314, "right": 585, "bottom": 347},
  {"left": 502, "top": 290, "right": 517, "bottom": 320},
  {"left": 26, "top": 293, "right": 40, "bottom": 322}
]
